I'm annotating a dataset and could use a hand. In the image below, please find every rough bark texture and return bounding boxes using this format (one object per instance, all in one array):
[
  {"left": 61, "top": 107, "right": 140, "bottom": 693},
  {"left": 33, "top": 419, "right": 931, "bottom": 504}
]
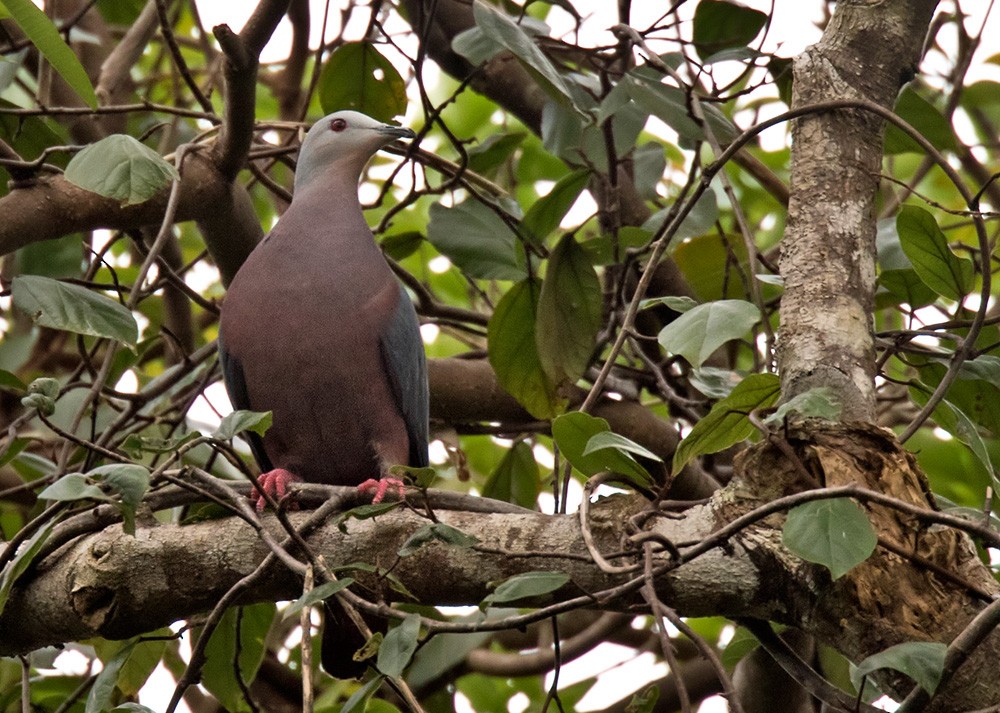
[
  {"left": 732, "top": 423, "right": 999, "bottom": 710},
  {"left": 5, "top": 424, "right": 998, "bottom": 709},
  {"left": 778, "top": 0, "right": 938, "bottom": 420}
]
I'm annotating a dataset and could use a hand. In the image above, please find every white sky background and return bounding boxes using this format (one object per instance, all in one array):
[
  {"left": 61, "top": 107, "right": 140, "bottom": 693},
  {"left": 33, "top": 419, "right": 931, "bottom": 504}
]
[{"left": 122, "top": 1, "right": 1000, "bottom": 711}]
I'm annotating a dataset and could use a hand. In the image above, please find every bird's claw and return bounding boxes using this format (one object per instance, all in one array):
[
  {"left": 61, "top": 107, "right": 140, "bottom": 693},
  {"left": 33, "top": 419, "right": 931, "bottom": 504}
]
[
  {"left": 252, "top": 468, "right": 299, "bottom": 512},
  {"left": 357, "top": 477, "right": 406, "bottom": 504}
]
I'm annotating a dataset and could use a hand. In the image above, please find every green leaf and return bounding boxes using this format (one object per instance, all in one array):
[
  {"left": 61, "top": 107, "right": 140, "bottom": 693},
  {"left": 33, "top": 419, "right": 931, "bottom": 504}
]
[
  {"left": 641, "top": 295, "right": 698, "bottom": 313},
  {"left": 878, "top": 268, "right": 937, "bottom": 309},
  {"left": 720, "top": 627, "right": 761, "bottom": 668},
  {"left": 467, "top": 131, "right": 527, "bottom": 174},
  {"left": 90, "top": 464, "right": 151, "bottom": 535},
  {"left": 214, "top": 409, "right": 273, "bottom": 441},
  {"left": 488, "top": 279, "right": 566, "bottom": 419},
  {"left": 672, "top": 373, "right": 781, "bottom": 474},
  {"left": 1, "top": 0, "right": 96, "bottom": 107},
  {"left": 896, "top": 205, "right": 974, "bottom": 300},
  {"left": 583, "top": 431, "right": 663, "bottom": 464},
  {"left": 398, "top": 523, "right": 479, "bottom": 556},
  {"left": 522, "top": 169, "right": 590, "bottom": 242},
  {"left": 380, "top": 231, "right": 424, "bottom": 261},
  {"left": 86, "top": 639, "right": 138, "bottom": 713},
  {"left": 625, "top": 684, "right": 660, "bottom": 713},
  {"left": 482, "top": 571, "right": 570, "bottom": 607},
  {"left": 0, "top": 521, "right": 54, "bottom": 616},
  {"left": 427, "top": 201, "right": 526, "bottom": 281},
  {"left": 782, "top": 498, "right": 877, "bottom": 579},
  {"left": 552, "top": 411, "right": 654, "bottom": 487},
  {"left": 692, "top": 0, "right": 768, "bottom": 60},
  {"left": 12, "top": 275, "right": 138, "bottom": 345},
  {"left": 64, "top": 134, "right": 178, "bottom": 206},
  {"left": 473, "top": 1, "right": 577, "bottom": 109},
  {"left": 318, "top": 42, "right": 407, "bottom": 122},
  {"left": 202, "top": 603, "right": 274, "bottom": 712},
  {"left": 38, "top": 473, "right": 109, "bottom": 502},
  {"left": 341, "top": 674, "right": 385, "bottom": 713},
  {"left": 483, "top": 440, "right": 541, "bottom": 508},
  {"left": 377, "top": 613, "right": 421, "bottom": 678},
  {"left": 282, "top": 578, "right": 354, "bottom": 620},
  {"left": 884, "top": 88, "right": 958, "bottom": 154},
  {"left": 625, "top": 75, "right": 737, "bottom": 143},
  {"left": 111, "top": 705, "right": 157, "bottom": 713},
  {"left": 536, "top": 235, "right": 602, "bottom": 384},
  {"left": 0, "top": 369, "right": 26, "bottom": 392},
  {"left": 763, "top": 387, "right": 843, "bottom": 426},
  {"left": 658, "top": 299, "right": 760, "bottom": 367},
  {"left": 851, "top": 641, "right": 947, "bottom": 694}
]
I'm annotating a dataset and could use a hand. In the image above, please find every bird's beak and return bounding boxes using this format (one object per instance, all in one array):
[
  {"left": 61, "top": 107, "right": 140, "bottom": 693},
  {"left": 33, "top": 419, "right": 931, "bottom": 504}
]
[{"left": 377, "top": 124, "right": 416, "bottom": 141}]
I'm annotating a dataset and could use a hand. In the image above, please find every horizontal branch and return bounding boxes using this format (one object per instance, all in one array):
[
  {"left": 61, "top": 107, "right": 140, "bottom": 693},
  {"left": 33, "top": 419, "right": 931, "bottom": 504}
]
[
  {"left": 0, "top": 491, "right": 740, "bottom": 656},
  {"left": 0, "top": 152, "right": 262, "bottom": 285}
]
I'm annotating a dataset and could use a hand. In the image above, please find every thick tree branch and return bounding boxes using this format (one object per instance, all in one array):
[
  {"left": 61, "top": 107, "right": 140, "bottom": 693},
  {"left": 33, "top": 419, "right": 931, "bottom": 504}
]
[
  {"left": 4, "top": 425, "right": 999, "bottom": 710},
  {"left": 778, "top": 0, "right": 938, "bottom": 419}
]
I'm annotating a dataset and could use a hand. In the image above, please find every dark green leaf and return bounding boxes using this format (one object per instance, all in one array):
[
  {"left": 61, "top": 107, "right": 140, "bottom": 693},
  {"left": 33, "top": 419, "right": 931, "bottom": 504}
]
[
  {"left": 0, "top": 521, "right": 54, "bottom": 616},
  {"left": 767, "top": 56, "right": 793, "bottom": 105},
  {"left": 427, "top": 201, "right": 526, "bottom": 280},
  {"left": 38, "top": 473, "right": 109, "bottom": 502},
  {"left": 482, "top": 571, "right": 570, "bottom": 607},
  {"left": 625, "top": 684, "right": 660, "bottom": 713},
  {"left": 640, "top": 295, "right": 698, "bottom": 313},
  {"left": 451, "top": 25, "right": 504, "bottom": 65},
  {"left": 644, "top": 189, "right": 718, "bottom": 241},
  {"left": 377, "top": 613, "right": 421, "bottom": 678},
  {"left": 878, "top": 269, "right": 937, "bottom": 309},
  {"left": 214, "top": 410, "right": 273, "bottom": 441},
  {"left": 552, "top": 411, "right": 654, "bottom": 487},
  {"left": 2, "top": 0, "right": 96, "bottom": 107},
  {"left": 633, "top": 142, "right": 667, "bottom": 200},
  {"left": 473, "top": 2, "right": 577, "bottom": 109},
  {"left": 64, "top": 134, "right": 178, "bottom": 206},
  {"left": 625, "top": 75, "right": 737, "bottom": 143},
  {"left": 672, "top": 373, "right": 781, "bottom": 474},
  {"left": 884, "top": 88, "right": 958, "bottom": 155},
  {"left": 896, "top": 205, "right": 973, "bottom": 300},
  {"left": 380, "top": 231, "right": 424, "bottom": 261},
  {"left": 86, "top": 639, "right": 138, "bottom": 713},
  {"left": 428, "top": 522, "right": 480, "bottom": 548},
  {"left": 536, "top": 235, "right": 602, "bottom": 384},
  {"left": 959, "top": 355, "right": 1000, "bottom": 386},
  {"left": 0, "top": 369, "right": 26, "bottom": 392},
  {"left": 91, "top": 464, "right": 151, "bottom": 535},
  {"left": 483, "top": 440, "right": 541, "bottom": 508},
  {"left": 318, "top": 42, "right": 407, "bottom": 121},
  {"left": 341, "top": 674, "right": 385, "bottom": 713},
  {"left": 12, "top": 275, "right": 138, "bottom": 345},
  {"left": 467, "top": 132, "right": 527, "bottom": 174},
  {"left": 692, "top": 0, "right": 768, "bottom": 60},
  {"left": 764, "top": 387, "right": 843, "bottom": 425},
  {"left": 583, "top": 431, "right": 663, "bottom": 463},
  {"left": 336, "top": 501, "right": 403, "bottom": 530},
  {"left": 688, "top": 367, "right": 742, "bottom": 400},
  {"left": 488, "top": 279, "right": 566, "bottom": 419},
  {"left": 522, "top": 169, "right": 590, "bottom": 242},
  {"left": 121, "top": 431, "right": 200, "bottom": 459},
  {"left": 721, "top": 627, "right": 761, "bottom": 668},
  {"left": 202, "top": 603, "right": 275, "bottom": 711},
  {"left": 852, "top": 641, "right": 947, "bottom": 694},
  {"left": 282, "top": 578, "right": 354, "bottom": 619},
  {"left": 783, "top": 498, "right": 877, "bottom": 579},
  {"left": 658, "top": 299, "right": 760, "bottom": 367}
]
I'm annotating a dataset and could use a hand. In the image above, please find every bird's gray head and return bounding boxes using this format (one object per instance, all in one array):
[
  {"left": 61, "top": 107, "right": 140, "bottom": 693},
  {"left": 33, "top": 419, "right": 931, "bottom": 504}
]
[{"left": 294, "top": 110, "right": 415, "bottom": 193}]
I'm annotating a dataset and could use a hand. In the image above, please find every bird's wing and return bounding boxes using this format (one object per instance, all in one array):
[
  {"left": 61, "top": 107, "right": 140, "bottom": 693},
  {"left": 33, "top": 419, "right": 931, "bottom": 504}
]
[
  {"left": 218, "top": 338, "right": 275, "bottom": 472},
  {"left": 378, "top": 283, "right": 430, "bottom": 468}
]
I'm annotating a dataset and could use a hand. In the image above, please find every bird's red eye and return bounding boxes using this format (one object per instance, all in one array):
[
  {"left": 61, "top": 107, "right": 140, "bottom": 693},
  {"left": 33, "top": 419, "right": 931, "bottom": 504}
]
[{"left": 329, "top": 118, "right": 347, "bottom": 132}]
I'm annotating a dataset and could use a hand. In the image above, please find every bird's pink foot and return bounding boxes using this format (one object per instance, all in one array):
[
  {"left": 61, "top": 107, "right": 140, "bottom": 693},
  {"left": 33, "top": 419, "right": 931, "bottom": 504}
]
[
  {"left": 252, "top": 468, "right": 299, "bottom": 512},
  {"left": 357, "top": 477, "right": 406, "bottom": 504}
]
